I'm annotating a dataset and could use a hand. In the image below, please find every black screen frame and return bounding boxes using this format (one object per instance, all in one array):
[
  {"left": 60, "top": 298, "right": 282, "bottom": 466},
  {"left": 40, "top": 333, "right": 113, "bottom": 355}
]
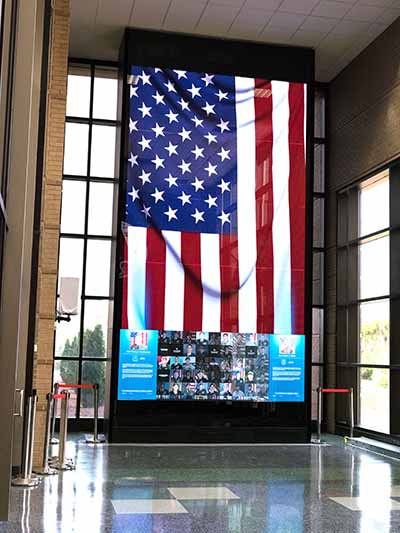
[{"left": 108, "top": 28, "right": 315, "bottom": 443}]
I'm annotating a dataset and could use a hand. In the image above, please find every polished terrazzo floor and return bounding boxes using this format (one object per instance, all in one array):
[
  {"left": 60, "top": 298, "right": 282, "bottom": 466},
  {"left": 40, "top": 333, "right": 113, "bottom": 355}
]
[{"left": 2, "top": 435, "right": 400, "bottom": 532}]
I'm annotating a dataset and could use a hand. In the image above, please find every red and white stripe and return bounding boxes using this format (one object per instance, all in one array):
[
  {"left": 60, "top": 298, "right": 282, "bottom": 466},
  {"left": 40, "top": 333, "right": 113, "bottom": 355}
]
[{"left": 123, "top": 80, "right": 306, "bottom": 335}]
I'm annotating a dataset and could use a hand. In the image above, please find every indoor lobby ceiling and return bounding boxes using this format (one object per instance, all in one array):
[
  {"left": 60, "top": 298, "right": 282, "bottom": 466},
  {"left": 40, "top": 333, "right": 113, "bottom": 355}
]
[{"left": 69, "top": 0, "right": 400, "bottom": 82}]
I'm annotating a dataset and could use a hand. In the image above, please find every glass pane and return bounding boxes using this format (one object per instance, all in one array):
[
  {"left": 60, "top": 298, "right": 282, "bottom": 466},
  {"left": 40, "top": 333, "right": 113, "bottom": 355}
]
[
  {"left": 88, "top": 182, "right": 114, "bottom": 236},
  {"left": 313, "top": 197, "right": 324, "bottom": 248},
  {"left": 58, "top": 238, "right": 84, "bottom": 292},
  {"left": 312, "top": 366, "right": 322, "bottom": 420},
  {"left": 66, "top": 65, "right": 91, "bottom": 118},
  {"left": 360, "top": 172, "right": 389, "bottom": 237},
  {"left": 90, "top": 125, "right": 116, "bottom": 178},
  {"left": 64, "top": 123, "right": 89, "bottom": 176},
  {"left": 85, "top": 240, "right": 111, "bottom": 296},
  {"left": 83, "top": 300, "right": 109, "bottom": 358},
  {"left": 312, "top": 252, "right": 324, "bottom": 306},
  {"left": 360, "top": 300, "right": 389, "bottom": 365},
  {"left": 314, "top": 90, "right": 325, "bottom": 138},
  {"left": 359, "top": 236, "right": 389, "bottom": 299},
  {"left": 54, "top": 306, "right": 81, "bottom": 358},
  {"left": 360, "top": 367, "right": 389, "bottom": 434},
  {"left": 53, "top": 360, "right": 79, "bottom": 418},
  {"left": 314, "top": 143, "right": 325, "bottom": 193},
  {"left": 312, "top": 308, "right": 324, "bottom": 363},
  {"left": 93, "top": 67, "right": 118, "bottom": 120},
  {"left": 60, "top": 180, "right": 86, "bottom": 234},
  {"left": 80, "top": 361, "right": 106, "bottom": 418}
]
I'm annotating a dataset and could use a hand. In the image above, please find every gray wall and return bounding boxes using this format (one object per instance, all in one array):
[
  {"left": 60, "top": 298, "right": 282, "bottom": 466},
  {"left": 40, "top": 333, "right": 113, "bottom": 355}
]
[{"left": 325, "top": 17, "right": 400, "bottom": 431}]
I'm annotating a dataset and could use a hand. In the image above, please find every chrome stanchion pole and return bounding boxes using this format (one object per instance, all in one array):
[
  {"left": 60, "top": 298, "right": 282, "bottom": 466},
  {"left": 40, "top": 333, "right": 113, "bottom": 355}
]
[
  {"left": 317, "top": 387, "right": 322, "bottom": 444},
  {"left": 50, "top": 383, "right": 59, "bottom": 445},
  {"left": 12, "top": 391, "right": 40, "bottom": 487},
  {"left": 34, "top": 393, "right": 57, "bottom": 475},
  {"left": 349, "top": 387, "right": 354, "bottom": 439},
  {"left": 86, "top": 384, "right": 103, "bottom": 444},
  {"left": 54, "top": 390, "right": 73, "bottom": 470}
]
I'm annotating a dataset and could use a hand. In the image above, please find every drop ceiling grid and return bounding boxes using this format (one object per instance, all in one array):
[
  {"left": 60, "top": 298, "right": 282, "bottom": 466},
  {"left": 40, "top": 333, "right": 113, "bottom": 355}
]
[{"left": 69, "top": 0, "right": 400, "bottom": 81}]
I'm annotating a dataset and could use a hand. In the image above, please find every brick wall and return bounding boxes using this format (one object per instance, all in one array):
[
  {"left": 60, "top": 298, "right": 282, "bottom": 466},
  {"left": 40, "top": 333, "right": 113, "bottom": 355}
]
[
  {"left": 326, "top": 17, "right": 400, "bottom": 431},
  {"left": 32, "top": 0, "right": 70, "bottom": 466}
]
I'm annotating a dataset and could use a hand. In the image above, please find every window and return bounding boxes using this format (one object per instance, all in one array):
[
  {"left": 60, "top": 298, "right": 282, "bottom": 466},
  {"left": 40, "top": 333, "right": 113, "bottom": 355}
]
[
  {"left": 311, "top": 85, "right": 327, "bottom": 420},
  {"left": 53, "top": 61, "right": 118, "bottom": 420}
]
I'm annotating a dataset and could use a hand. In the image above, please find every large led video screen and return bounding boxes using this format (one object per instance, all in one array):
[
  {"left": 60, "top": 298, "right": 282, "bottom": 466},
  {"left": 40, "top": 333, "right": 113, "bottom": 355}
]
[{"left": 117, "top": 65, "right": 307, "bottom": 402}]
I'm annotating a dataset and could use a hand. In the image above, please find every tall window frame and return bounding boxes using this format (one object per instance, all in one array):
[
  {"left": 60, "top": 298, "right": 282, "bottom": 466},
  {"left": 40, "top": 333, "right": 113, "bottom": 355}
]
[{"left": 53, "top": 59, "right": 119, "bottom": 421}]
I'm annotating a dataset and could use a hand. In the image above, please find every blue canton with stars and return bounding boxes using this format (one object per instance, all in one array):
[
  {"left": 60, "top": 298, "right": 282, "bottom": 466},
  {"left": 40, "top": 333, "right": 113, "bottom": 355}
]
[{"left": 126, "top": 66, "right": 238, "bottom": 234}]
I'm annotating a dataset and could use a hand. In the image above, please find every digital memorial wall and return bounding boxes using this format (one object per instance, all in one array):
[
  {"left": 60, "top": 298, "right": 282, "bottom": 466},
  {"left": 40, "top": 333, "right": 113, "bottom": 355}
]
[{"left": 117, "top": 63, "right": 307, "bottom": 404}]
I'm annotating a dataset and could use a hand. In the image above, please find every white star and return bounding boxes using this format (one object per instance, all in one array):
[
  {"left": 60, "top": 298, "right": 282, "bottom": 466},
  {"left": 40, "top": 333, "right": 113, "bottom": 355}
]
[
  {"left": 204, "top": 132, "right": 217, "bottom": 144},
  {"left": 178, "top": 191, "right": 191, "bottom": 206},
  {"left": 217, "top": 147, "right": 230, "bottom": 161},
  {"left": 191, "top": 145, "right": 204, "bottom": 160},
  {"left": 187, "top": 84, "right": 201, "bottom": 98},
  {"left": 205, "top": 194, "right": 217, "bottom": 208},
  {"left": 201, "top": 73, "right": 214, "bottom": 86},
  {"left": 217, "top": 119, "right": 230, "bottom": 133},
  {"left": 178, "top": 127, "right": 191, "bottom": 142},
  {"left": 178, "top": 159, "right": 191, "bottom": 174},
  {"left": 165, "top": 142, "right": 178, "bottom": 156},
  {"left": 154, "top": 68, "right": 163, "bottom": 73},
  {"left": 218, "top": 211, "right": 231, "bottom": 226},
  {"left": 152, "top": 91, "right": 165, "bottom": 105},
  {"left": 164, "top": 206, "right": 178, "bottom": 221},
  {"left": 191, "top": 208, "right": 205, "bottom": 224},
  {"left": 128, "top": 186, "right": 139, "bottom": 202},
  {"left": 138, "top": 136, "right": 151, "bottom": 151},
  {"left": 138, "top": 102, "right": 152, "bottom": 118},
  {"left": 178, "top": 98, "right": 190, "bottom": 111},
  {"left": 164, "top": 80, "right": 176, "bottom": 93},
  {"left": 151, "top": 187, "right": 165, "bottom": 204},
  {"left": 138, "top": 170, "right": 151, "bottom": 185},
  {"left": 151, "top": 123, "right": 165, "bottom": 138},
  {"left": 151, "top": 154, "right": 165, "bottom": 169},
  {"left": 165, "top": 110, "right": 178, "bottom": 124},
  {"left": 165, "top": 174, "right": 178, "bottom": 188},
  {"left": 205, "top": 162, "right": 217, "bottom": 177},
  {"left": 202, "top": 102, "right": 215, "bottom": 116},
  {"left": 128, "top": 153, "right": 138, "bottom": 167},
  {"left": 174, "top": 70, "right": 187, "bottom": 79},
  {"left": 141, "top": 204, "right": 151, "bottom": 219},
  {"left": 218, "top": 179, "right": 230, "bottom": 193},
  {"left": 138, "top": 72, "right": 151, "bottom": 86},
  {"left": 191, "top": 116, "right": 204, "bottom": 128},
  {"left": 216, "top": 89, "right": 228, "bottom": 102},
  {"left": 130, "top": 85, "right": 138, "bottom": 98},
  {"left": 129, "top": 119, "right": 138, "bottom": 133},
  {"left": 191, "top": 177, "right": 204, "bottom": 191}
]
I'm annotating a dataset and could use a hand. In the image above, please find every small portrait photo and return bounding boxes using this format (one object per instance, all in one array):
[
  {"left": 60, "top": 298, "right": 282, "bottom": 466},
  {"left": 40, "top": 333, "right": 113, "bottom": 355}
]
[
  {"left": 182, "top": 355, "right": 195, "bottom": 372},
  {"left": 157, "top": 382, "right": 169, "bottom": 399},
  {"left": 232, "top": 383, "right": 245, "bottom": 400},
  {"left": 220, "top": 383, "right": 233, "bottom": 400},
  {"left": 195, "top": 382, "right": 208, "bottom": 399},
  {"left": 220, "top": 344, "right": 233, "bottom": 357},
  {"left": 157, "top": 356, "right": 170, "bottom": 382},
  {"left": 182, "top": 368, "right": 194, "bottom": 383},
  {"left": 170, "top": 368, "right": 182, "bottom": 383},
  {"left": 158, "top": 355, "right": 170, "bottom": 369},
  {"left": 232, "top": 357, "right": 245, "bottom": 372},
  {"left": 208, "top": 382, "right": 220, "bottom": 400},
  {"left": 208, "top": 365, "right": 221, "bottom": 384},
  {"left": 196, "top": 331, "right": 209, "bottom": 345},
  {"left": 170, "top": 355, "right": 183, "bottom": 372},
  {"left": 196, "top": 343, "right": 209, "bottom": 357},
  {"left": 209, "top": 332, "right": 221, "bottom": 346},
  {"left": 130, "top": 330, "right": 149, "bottom": 350},
  {"left": 279, "top": 335, "right": 296, "bottom": 355},
  {"left": 219, "top": 358, "right": 232, "bottom": 383},
  {"left": 169, "top": 382, "right": 182, "bottom": 399},
  {"left": 257, "top": 343, "right": 269, "bottom": 360},
  {"left": 232, "top": 369, "right": 245, "bottom": 385},
  {"left": 245, "top": 383, "right": 257, "bottom": 400},
  {"left": 182, "top": 382, "right": 196, "bottom": 400},
  {"left": 255, "top": 383, "right": 268, "bottom": 401},
  {"left": 158, "top": 330, "right": 170, "bottom": 344},
  {"left": 257, "top": 333, "right": 270, "bottom": 348},
  {"left": 183, "top": 331, "right": 196, "bottom": 344},
  {"left": 194, "top": 368, "right": 209, "bottom": 383},
  {"left": 246, "top": 369, "right": 256, "bottom": 383},
  {"left": 170, "top": 330, "right": 183, "bottom": 355},
  {"left": 220, "top": 332, "right": 232, "bottom": 346},
  {"left": 183, "top": 343, "right": 196, "bottom": 357},
  {"left": 245, "top": 333, "right": 258, "bottom": 346}
]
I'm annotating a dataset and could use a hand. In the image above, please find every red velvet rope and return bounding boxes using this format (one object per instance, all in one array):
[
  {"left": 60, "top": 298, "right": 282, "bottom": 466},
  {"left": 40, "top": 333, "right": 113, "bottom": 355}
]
[
  {"left": 320, "top": 388, "right": 352, "bottom": 393},
  {"left": 57, "top": 383, "right": 96, "bottom": 390}
]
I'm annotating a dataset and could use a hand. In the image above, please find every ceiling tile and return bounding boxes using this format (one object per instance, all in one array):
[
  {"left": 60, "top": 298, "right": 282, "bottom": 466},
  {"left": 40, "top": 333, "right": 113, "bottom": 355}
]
[
  {"left": 358, "top": 0, "right": 396, "bottom": 6},
  {"left": 96, "top": 0, "right": 133, "bottom": 26},
  {"left": 312, "top": 1, "right": 352, "bottom": 18},
  {"left": 196, "top": 4, "right": 241, "bottom": 35},
  {"left": 244, "top": 0, "right": 282, "bottom": 8},
  {"left": 260, "top": 26, "right": 297, "bottom": 44},
  {"left": 376, "top": 7, "right": 400, "bottom": 24},
  {"left": 163, "top": 0, "right": 207, "bottom": 32},
  {"left": 268, "top": 11, "right": 307, "bottom": 29},
  {"left": 278, "top": 0, "right": 320, "bottom": 15},
  {"left": 290, "top": 29, "right": 327, "bottom": 47},
  {"left": 300, "top": 15, "right": 339, "bottom": 32},
  {"left": 70, "top": 0, "right": 99, "bottom": 25},
  {"left": 346, "top": 3, "right": 385, "bottom": 21},
  {"left": 331, "top": 19, "right": 370, "bottom": 35},
  {"left": 208, "top": 0, "right": 245, "bottom": 5},
  {"left": 228, "top": 8, "right": 274, "bottom": 39},
  {"left": 130, "top": 0, "right": 170, "bottom": 28}
]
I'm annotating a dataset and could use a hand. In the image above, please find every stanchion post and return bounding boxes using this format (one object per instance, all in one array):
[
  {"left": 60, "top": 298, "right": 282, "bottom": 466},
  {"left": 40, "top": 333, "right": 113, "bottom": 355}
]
[
  {"left": 349, "top": 387, "right": 354, "bottom": 439},
  {"left": 55, "top": 390, "right": 71, "bottom": 470},
  {"left": 316, "top": 387, "right": 322, "bottom": 444},
  {"left": 85, "top": 383, "right": 104, "bottom": 444},
  {"left": 34, "top": 393, "right": 57, "bottom": 475},
  {"left": 12, "top": 391, "right": 40, "bottom": 487},
  {"left": 50, "top": 382, "right": 59, "bottom": 445}
]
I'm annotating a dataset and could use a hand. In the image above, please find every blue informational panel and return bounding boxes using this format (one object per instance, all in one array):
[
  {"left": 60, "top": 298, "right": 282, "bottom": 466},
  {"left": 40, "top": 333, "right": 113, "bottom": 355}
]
[
  {"left": 117, "top": 330, "right": 158, "bottom": 400},
  {"left": 118, "top": 330, "right": 305, "bottom": 402}
]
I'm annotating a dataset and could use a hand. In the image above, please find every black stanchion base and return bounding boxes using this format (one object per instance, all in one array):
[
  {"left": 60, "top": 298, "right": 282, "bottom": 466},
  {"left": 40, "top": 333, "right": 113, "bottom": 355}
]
[
  {"left": 85, "top": 433, "right": 106, "bottom": 444},
  {"left": 12, "top": 476, "right": 41, "bottom": 487}
]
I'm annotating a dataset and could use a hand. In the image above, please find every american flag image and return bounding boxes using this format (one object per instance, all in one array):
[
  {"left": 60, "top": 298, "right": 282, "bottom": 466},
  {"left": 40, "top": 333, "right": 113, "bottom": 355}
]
[{"left": 121, "top": 66, "right": 306, "bottom": 335}]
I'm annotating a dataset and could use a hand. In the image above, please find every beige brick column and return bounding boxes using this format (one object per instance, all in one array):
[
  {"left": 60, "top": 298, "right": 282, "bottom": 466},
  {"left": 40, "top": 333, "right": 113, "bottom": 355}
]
[{"left": 32, "top": 0, "right": 70, "bottom": 466}]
